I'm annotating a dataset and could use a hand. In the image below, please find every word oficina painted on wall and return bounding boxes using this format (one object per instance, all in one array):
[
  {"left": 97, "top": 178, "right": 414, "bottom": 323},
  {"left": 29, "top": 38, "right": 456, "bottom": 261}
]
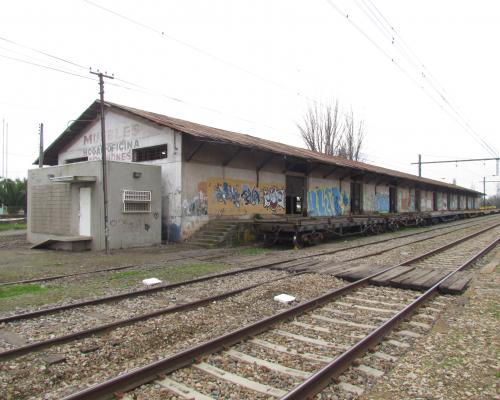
[
  {"left": 307, "top": 186, "right": 349, "bottom": 216},
  {"left": 206, "top": 178, "right": 285, "bottom": 215}
]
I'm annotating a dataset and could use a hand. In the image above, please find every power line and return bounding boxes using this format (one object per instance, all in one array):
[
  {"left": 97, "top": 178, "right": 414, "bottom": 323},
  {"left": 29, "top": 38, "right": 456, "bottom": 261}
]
[
  {"left": 0, "top": 53, "right": 93, "bottom": 81},
  {"left": 351, "top": 0, "right": 498, "bottom": 157},
  {"left": 0, "top": 35, "right": 87, "bottom": 70},
  {"left": 0, "top": 47, "right": 289, "bottom": 137}
]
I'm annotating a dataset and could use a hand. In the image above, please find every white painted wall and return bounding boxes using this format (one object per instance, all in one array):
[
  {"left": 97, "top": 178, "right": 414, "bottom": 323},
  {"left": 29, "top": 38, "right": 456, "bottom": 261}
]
[{"left": 58, "top": 109, "right": 182, "bottom": 240}]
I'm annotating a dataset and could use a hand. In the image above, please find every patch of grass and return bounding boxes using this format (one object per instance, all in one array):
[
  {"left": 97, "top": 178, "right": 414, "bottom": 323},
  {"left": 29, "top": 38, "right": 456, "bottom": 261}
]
[
  {"left": 109, "top": 270, "right": 145, "bottom": 280},
  {"left": 108, "top": 263, "right": 231, "bottom": 288},
  {"left": 488, "top": 302, "right": 499, "bottom": 319},
  {"left": 162, "top": 262, "right": 230, "bottom": 282},
  {"left": 239, "top": 247, "right": 272, "bottom": 255},
  {"left": 0, "top": 222, "right": 26, "bottom": 232},
  {"left": 440, "top": 355, "right": 465, "bottom": 369},
  {"left": 0, "top": 283, "right": 48, "bottom": 299},
  {"left": 496, "top": 371, "right": 500, "bottom": 379}
]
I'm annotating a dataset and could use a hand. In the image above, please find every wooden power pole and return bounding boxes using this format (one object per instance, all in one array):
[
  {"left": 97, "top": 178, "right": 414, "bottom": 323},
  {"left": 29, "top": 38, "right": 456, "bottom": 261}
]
[{"left": 90, "top": 69, "right": 114, "bottom": 255}]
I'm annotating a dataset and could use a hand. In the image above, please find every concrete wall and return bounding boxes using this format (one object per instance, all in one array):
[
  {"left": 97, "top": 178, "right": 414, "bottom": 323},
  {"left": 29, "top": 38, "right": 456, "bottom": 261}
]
[
  {"left": 58, "top": 109, "right": 181, "bottom": 242},
  {"left": 307, "top": 173, "right": 350, "bottom": 217},
  {"left": 107, "top": 162, "right": 162, "bottom": 249},
  {"left": 397, "top": 187, "right": 416, "bottom": 212},
  {"left": 28, "top": 161, "right": 161, "bottom": 250},
  {"left": 181, "top": 141, "right": 286, "bottom": 240},
  {"left": 362, "top": 183, "right": 389, "bottom": 213}
]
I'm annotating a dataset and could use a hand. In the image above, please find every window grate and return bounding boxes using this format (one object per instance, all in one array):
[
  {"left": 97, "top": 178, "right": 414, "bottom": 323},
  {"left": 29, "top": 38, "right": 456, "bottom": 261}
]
[
  {"left": 123, "top": 190, "right": 151, "bottom": 202},
  {"left": 122, "top": 189, "right": 152, "bottom": 213},
  {"left": 123, "top": 202, "right": 151, "bottom": 213},
  {"left": 133, "top": 144, "right": 168, "bottom": 162}
]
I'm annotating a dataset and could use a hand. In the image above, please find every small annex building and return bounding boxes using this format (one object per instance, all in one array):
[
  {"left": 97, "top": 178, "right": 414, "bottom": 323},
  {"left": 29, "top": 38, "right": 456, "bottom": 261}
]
[{"left": 30, "top": 100, "right": 482, "bottom": 247}]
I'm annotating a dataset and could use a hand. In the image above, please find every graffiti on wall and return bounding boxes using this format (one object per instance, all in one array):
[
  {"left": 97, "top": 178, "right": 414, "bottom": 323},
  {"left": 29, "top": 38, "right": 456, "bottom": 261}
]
[
  {"left": 205, "top": 178, "right": 285, "bottom": 215},
  {"left": 262, "top": 186, "right": 285, "bottom": 212},
  {"left": 307, "top": 186, "right": 349, "bottom": 216},
  {"left": 214, "top": 182, "right": 241, "bottom": 208},
  {"left": 241, "top": 185, "right": 260, "bottom": 206},
  {"left": 375, "top": 193, "right": 389, "bottom": 212},
  {"left": 182, "top": 182, "right": 208, "bottom": 216}
]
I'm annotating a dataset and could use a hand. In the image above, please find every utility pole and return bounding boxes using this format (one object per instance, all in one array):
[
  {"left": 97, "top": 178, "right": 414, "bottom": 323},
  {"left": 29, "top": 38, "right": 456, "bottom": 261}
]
[
  {"left": 90, "top": 69, "right": 114, "bottom": 255},
  {"left": 483, "top": 176, "right": 486, "bottom": 207},
  {"left": 38, "top": 123, "right": 44, "bottom": 168},
  {"left": 1, "top": 118, "right": 4, "bottom": 179},
  {"left": 412, "top": 156, "right": 500, "bottom": 179}
]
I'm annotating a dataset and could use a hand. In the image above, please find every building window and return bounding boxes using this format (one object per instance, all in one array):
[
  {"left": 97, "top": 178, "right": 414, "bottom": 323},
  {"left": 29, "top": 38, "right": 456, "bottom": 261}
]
[
  {"left": 133, "top": 144, "right": 167, "bottom": 162},
  {"left": 122, "top": 190, "right": 151, "bottom": 213},
  {"left": 65, "top": 156, "right": 88, "bottom": 164}
]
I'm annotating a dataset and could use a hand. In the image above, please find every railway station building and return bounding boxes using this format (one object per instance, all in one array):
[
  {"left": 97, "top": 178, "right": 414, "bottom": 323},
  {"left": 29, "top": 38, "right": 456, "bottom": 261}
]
[{"left": 28, "top": 100, "right": 482, "bottom": 249}]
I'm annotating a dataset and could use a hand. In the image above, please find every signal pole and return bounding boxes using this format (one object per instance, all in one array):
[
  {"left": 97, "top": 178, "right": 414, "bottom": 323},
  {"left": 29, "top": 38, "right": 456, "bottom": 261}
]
[
  {"left": 38, "top": 123, "right": 44, "bottom": 168},
  {"left": 90, "top": 69, "right": 114, "bottom": 255}
]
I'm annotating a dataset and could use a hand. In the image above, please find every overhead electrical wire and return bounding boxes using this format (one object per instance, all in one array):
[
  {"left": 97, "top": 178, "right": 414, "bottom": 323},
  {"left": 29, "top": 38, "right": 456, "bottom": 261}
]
[
  {"left": 341, "top": 0, "right": 498, "bottom": 157},
  {"left": 0, "top": 45, "right": 283, "bottom": 134}
]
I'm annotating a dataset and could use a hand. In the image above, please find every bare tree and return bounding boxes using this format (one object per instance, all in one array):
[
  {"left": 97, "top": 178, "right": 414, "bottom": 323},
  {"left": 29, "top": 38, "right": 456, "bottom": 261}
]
[
  {"left": 337, "top": 109, "right": 364, "bottom": 161},
  {"left": 297, "top": 101, "right": 365, "bottom": 161},
  {"left": 297, "top": 101, "right": 342, "bottom": 155}
]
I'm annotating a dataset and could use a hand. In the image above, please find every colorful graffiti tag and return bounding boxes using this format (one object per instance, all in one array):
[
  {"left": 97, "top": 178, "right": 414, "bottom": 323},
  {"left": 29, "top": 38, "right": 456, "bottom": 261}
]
[
  {"left": 241, "top": 185, "right": 260, "bottom": 206},
  {"left": 214, "top": 182, "right": 241, "bottom": 208},
  {"left": 206, "top": 178, "right": 285, "bottom": 215},
  {"left": 182, "top": 182, "right": 208, "bottom": 216},
  {"left": 375, "top": 193, "right": 389, "bottom": 212},
  {"left": 307, "top": 186, "right": 349, "bottom": 216},
  {"left": 262, "top": 187, "right": 285, "bottom": 212}
]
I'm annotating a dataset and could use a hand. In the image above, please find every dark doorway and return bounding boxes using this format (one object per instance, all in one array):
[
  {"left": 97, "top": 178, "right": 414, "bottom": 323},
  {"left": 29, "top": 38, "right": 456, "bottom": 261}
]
[
  {"left": 432, "top": 192, "right": 438, "bottom": 211},
  {"left": 447, "top": 193, "right": 451, "bottom": 210},
  {"left": 415, "top": 190, "right": 421, "bottom": 212},
  {"left": 286, "top": 175, "right": 306, "bottom": 215},
  {"left": 350, "top": 181, "right": 362, "bottom": 214},
  {"left": 389, "top": 186, "right": 397, "bottom": 213}
]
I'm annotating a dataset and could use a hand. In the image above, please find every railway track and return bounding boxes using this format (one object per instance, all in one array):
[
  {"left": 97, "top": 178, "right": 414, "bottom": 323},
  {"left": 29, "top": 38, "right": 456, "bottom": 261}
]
[
  {"left": 0, "top": 215, "right": 491, "bottom": 288},
  {"left": 2, "top": 216, "right": 493, "bottom": 325},
  {"left": 52, "top": 222, "right": 498, "bottom": 399},
  {"left": 0, "top": 219, "right": 496, "bottom": 340},
  {"left": 0, "top": 219, "right": 497, "bottom": 364}
]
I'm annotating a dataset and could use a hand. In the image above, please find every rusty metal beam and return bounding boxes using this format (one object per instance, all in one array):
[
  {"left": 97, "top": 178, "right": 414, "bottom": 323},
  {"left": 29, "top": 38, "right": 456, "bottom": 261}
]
[{"left": 184, "top": 142, "right": 204, "bottom": 161}]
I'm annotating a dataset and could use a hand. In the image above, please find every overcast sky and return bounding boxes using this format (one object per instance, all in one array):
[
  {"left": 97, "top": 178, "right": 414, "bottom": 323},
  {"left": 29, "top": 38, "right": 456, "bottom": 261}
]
[{"left": 1, "top": 0, "right": 499, "bottom": 195}]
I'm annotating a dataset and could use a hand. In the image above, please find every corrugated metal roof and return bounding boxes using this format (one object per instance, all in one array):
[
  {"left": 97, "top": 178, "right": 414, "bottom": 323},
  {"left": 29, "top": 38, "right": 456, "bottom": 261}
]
[{"left": 38, "top": 100, "right": 481, "bottom": 195}]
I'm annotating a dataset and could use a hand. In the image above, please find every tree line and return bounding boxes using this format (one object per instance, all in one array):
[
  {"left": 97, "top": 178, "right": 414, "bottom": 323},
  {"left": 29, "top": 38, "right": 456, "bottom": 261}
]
[{"left": 0, "top": 178, "right": 27, "bottom": 214}]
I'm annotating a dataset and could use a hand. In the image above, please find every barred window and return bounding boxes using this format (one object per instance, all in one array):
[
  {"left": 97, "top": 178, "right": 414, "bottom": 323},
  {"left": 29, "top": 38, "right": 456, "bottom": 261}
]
[
  {"left": 133, "top": 144, "right": 167, "bottom": 162},
  {"left": 122, "top": 190, "right": 151, "bottom": 213}
]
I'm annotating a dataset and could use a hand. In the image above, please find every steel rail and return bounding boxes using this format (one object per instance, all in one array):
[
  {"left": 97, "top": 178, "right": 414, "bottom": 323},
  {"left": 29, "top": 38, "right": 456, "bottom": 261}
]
[
  {"left": 0, "top": 272, "right": 306, "bottom": 360},
  {"left": 1, "top": 219, "right": 490, "bottom": 324},
  {"left": 0, "top": 257, "right": 305, "bottom": 324},
  {"left": 0, "top": 254, "right": 198, "bottom": 287},
  {"left": 281, "top": 235, "right": 499, "bottom": 399},
  {"left": 2, "top": 221, "right": 495, "bottom": 358},
  {"left": 0, "top": 213, "right": 492, "bottom": 287},
  {"left": 61, "top": 223, "right": 498, "bottom": 400}
]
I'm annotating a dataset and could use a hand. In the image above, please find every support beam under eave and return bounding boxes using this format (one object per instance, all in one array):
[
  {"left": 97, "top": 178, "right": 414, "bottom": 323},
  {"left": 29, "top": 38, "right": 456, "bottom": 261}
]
[
  {"left": 185, "top": 142, "right": 204, "bottom": 161},
  {"left": 256, "top": 153, "right": 275, "bottom": 172},
  {"left": 323, "top": 166, "right": 338, "bottom": 179},
  {"left": 222, "top": 147, "right": 243, "bottom": 167}
]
